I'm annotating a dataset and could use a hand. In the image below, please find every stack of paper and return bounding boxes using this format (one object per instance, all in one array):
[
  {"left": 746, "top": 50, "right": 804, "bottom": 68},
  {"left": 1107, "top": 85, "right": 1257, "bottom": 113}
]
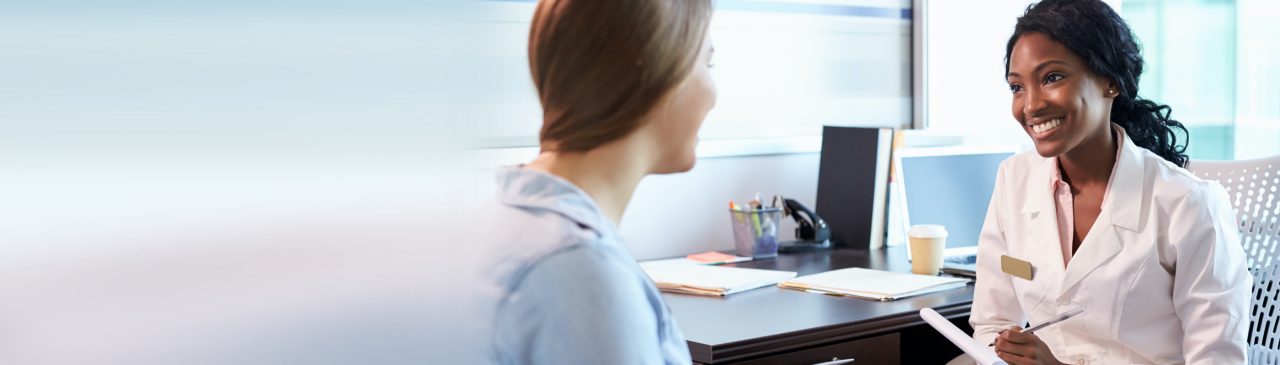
[
  {"left": 778, "top": 268, "right": 968, "bottom": 301},
  {"left": 640, "top": 264, "right": 796, "bottom": 297}
]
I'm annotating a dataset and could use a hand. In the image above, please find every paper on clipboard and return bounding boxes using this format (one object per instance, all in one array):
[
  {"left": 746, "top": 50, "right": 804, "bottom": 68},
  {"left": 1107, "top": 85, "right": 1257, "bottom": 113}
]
[{"left": 920, "top": 308, "right": 1007, "bottom": 365}]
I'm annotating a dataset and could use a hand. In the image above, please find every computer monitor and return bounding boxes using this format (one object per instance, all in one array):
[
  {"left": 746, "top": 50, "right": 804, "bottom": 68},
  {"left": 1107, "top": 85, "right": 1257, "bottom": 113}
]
[{"left": 896, "top": 146, "right": 1019, "bottom": 257}]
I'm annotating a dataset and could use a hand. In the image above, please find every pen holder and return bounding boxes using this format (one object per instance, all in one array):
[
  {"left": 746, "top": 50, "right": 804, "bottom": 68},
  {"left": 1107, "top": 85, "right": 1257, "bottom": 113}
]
[{"left": 729, "top": 207, "right": 783, "bottom": 258}]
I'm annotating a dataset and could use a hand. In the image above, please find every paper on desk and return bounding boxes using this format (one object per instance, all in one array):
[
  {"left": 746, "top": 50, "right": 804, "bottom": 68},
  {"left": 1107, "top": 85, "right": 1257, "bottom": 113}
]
[
  {"left": 641, "top": 264, "right": 795, "bottom": 296},
  {"left": 920, "top": 308, "right": 1007, "bottom": 365},
  {"left": 778, "top": 268, "right": 968, "bottom": 301}
]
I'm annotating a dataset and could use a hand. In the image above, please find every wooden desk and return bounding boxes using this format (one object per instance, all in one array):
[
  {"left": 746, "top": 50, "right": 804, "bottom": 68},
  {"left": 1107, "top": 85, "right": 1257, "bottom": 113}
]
[{"left": 663, "top": 246, "right": 973, "bottom": 364}]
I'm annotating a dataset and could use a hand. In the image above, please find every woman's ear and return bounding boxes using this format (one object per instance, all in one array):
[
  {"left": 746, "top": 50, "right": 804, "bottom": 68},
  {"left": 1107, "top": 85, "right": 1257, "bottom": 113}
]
[{"left": 1105, "top": 80, "right": 1119, "bottom": 99}]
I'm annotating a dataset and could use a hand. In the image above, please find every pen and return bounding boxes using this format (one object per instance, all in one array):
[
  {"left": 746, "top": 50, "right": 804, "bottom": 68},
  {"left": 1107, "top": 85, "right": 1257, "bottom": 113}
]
[
  {"left": 988, "top": 307, "right": 1085, "bottom": 346},
  {"left": 813, "top": 358, "right": 854, "bottom": 365}
]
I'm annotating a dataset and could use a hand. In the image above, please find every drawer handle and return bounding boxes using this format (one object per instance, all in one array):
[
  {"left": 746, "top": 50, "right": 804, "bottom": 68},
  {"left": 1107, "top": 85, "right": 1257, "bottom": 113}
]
[{"left": 813, "top": 357, "right": 855, "bottom": 365}]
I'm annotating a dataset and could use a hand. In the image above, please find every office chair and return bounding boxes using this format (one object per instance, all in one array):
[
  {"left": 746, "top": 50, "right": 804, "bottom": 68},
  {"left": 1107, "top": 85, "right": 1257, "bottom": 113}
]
[
  {"left": 1251, "top": 263, "right": 1280, "bottom": 365},
  {"left": 1189, "top": 155, "right": 1280, "bottom": 364},
  {"left": 1187, "top": 155, "right": 1280, "bottom": 270}
]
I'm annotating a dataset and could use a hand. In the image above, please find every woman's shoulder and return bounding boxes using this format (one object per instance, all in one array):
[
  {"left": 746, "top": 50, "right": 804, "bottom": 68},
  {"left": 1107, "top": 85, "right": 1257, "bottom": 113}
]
[
  {"left": 481, "top": 196, "right": 600, "bottom": 245},
  {"left": 1132, "top": 149, "right": 1234, "bottom": 220},
  {"left": 1004, "top": 149, "right": 1045, "bottom": 168},
  {"left": 488, "top": 243, "right": 674, "bottom": 364},
  {"left": 992, "top": 149, "right": 1048, "bottom": 181},
  {"left": 519, "top": 244, "right": 647, "bottom": 295},
  {"left": 1138, "top": 149, "right": 1225, "bottom": 202},
  {"left": 492, "top": 234, "right": 656, "bottom": 326},
  {"left": 475, "top": 197, "right": 617, "bottom": 283}
]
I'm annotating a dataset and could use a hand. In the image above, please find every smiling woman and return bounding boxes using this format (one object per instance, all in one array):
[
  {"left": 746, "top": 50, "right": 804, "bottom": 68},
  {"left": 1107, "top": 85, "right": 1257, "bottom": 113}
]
[
  {"left": 1003, "top": 0, "right": 1190, "bottom": 168},
  {"left": 969, "top": 1, "right": 1252, "bottom": 364},
  {"left": 1006, "top": 32, "right": 1120, "bottom": 164}
]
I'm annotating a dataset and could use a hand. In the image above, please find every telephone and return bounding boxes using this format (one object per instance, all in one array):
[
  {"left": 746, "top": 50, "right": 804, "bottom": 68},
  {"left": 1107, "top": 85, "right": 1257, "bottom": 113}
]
[{"left": 778, "top": 198, "right": 832, "bottom": 253}]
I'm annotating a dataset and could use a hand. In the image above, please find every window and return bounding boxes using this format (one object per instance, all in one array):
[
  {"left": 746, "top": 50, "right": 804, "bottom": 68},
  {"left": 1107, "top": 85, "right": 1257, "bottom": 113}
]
[
  {"left": 461, "top": 0, "right": 914, "bottom": 149},
  {"left": 1123, "top": 0, "right": 1280, "bottom": 160}
]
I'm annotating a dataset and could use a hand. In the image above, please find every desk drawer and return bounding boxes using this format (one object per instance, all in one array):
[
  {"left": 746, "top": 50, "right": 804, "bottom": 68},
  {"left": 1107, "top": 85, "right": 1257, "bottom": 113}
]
[{"left": 730, "top": 332, "right": 899, "bottom": 365}]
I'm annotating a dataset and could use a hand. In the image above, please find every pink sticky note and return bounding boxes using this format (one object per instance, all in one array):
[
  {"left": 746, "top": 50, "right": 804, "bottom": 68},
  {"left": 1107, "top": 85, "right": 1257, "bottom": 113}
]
[{"left": 686, "top": 251, "right": 739, "bottom": 264}]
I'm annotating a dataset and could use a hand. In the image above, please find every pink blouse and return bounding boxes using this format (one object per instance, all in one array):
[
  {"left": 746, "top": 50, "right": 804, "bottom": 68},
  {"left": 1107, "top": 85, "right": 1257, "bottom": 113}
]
[{"left": 1051, "top": 126, "right": 1123, "bottom": 267}]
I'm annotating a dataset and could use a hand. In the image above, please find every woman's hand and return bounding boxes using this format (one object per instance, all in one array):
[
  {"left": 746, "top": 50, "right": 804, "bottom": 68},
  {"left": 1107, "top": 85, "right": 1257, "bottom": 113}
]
[{"left": 993, "top": 327, "right": 1066, "bottom": 365}]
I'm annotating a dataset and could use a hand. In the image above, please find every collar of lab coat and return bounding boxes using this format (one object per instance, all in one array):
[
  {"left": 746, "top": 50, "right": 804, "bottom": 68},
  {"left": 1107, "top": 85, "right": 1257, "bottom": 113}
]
[
  {"left": 1015, "top": 123, "right": 1149, "bottom": 298},
  {"left": 1019, "top": 123, "right": 1146, "bottom": 233}
]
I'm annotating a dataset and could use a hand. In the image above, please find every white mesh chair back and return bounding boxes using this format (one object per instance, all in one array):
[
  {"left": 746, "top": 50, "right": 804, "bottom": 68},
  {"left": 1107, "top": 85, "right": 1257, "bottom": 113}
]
[
  {"left": 1188, "top": 156, "right": 1280, "bottom": 270},
  {"left": 1251, "top": 264, "right": 1280, "bottom": 364},
  {"left": 1189, "top": 156, "right": 1280, "bottom": 364},
  {"left": 1253, "top": 345, "right": 1280, "bottom": 365}
]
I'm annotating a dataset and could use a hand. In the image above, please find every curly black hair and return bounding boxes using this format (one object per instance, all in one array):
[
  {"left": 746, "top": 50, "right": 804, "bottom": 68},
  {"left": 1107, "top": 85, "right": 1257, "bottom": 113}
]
[{"left": 1004, "top": 0, "right": 1190, "bottom": 167}]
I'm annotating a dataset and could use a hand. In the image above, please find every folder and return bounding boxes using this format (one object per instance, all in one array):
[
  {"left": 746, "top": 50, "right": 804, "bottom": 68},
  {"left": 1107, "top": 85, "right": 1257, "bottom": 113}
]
[
  {"left": 640, "top": 264, "right": 797, "bottom": 297},
  {"left": 815, "top": 126, "right": 894, "bottom": 249},
  {"left": 778, "top": 267, "right": 968, "bottom": 301}
]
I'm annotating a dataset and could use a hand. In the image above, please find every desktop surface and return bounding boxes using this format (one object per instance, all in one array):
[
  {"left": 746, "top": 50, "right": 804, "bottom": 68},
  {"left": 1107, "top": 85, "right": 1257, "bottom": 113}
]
[{"left": 661, "top": 246, "right": 974, "bottom": 364}]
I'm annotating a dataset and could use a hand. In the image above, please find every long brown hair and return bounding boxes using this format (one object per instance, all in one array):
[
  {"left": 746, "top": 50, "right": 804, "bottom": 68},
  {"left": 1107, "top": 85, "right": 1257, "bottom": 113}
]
[{"left": 529, "top": 0, "right": 713, "bottom": 152}]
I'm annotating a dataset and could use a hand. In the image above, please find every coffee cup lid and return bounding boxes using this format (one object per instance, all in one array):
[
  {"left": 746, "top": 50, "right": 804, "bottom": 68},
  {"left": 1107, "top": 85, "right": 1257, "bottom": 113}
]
[{"left": 909, "top": 224, "right": 948, "bottom": 238}]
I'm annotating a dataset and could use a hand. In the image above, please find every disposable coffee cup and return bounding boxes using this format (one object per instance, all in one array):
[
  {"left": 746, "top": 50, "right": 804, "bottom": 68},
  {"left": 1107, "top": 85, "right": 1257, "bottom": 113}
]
[{"left": 908, "top": 224, "right": 948, "bottom": 276}]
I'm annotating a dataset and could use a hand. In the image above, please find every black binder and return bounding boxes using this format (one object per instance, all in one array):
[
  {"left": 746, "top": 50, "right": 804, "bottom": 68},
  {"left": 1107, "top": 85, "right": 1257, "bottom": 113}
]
[{"left": 814, "top": 126, "right": 894, "bottom": 249}]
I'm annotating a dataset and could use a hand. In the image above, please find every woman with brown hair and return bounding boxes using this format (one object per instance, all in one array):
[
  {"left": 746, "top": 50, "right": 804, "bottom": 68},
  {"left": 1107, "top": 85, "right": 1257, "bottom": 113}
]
[{"left": 479, "top": 0, "right": 715, "bottom": 363}]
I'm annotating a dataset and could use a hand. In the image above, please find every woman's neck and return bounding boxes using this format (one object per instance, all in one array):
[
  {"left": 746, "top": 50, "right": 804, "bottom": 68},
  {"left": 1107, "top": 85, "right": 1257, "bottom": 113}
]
[
  {"left": 1059, "top": 124, "right": 1117, "bottom": 188},
  {"left": 525, "top": 140, "right": 650, "bottom": 226}
]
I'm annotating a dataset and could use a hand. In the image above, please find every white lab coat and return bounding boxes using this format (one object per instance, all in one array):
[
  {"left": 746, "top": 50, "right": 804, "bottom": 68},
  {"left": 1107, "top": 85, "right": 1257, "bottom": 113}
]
[{"left": 971, "top": 126, "right": 1252, "bottom": 365}]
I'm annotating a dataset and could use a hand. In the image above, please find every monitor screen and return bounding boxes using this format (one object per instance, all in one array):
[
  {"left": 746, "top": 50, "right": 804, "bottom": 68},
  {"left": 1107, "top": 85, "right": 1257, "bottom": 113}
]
[{"left": 899, "top": 152, "right": 1012, "bottom": 249}]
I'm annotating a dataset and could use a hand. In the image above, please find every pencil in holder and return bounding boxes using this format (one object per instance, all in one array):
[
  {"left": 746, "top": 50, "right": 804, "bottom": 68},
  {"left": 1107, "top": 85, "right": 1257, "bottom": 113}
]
[{"left": 728, "top": 207, "right": 783, "bottom": 258}]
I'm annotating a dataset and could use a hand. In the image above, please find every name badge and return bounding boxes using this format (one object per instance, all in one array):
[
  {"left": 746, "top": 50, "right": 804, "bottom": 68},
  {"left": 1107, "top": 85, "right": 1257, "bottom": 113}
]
[{"left": 1001, "top": 255, "right": 1034, "bottom": 281}]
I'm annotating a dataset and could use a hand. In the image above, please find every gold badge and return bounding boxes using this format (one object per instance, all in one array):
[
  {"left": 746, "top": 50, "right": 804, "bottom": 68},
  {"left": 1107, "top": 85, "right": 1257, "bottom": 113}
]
[{"left": 1001, "top": 255, "right": 1034, "bottom": 281}]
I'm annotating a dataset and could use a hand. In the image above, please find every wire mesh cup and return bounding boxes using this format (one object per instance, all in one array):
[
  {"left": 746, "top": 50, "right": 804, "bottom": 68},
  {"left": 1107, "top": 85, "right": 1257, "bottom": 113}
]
[{"left": 729, "top": 207, "right": 783, "bottom": 258}]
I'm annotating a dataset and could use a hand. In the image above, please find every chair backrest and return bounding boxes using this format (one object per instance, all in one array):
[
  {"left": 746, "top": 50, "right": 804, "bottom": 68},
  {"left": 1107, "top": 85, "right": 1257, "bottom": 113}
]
[
  {"left": 1252, "top": 263, "right": 1280, "bottom": 360},
  {"left": 1187, "top": 156, "right": 1280, "bottom": 270},
  {"left": 1252, "top": 344, "right": 1280, "bottom": 365}
]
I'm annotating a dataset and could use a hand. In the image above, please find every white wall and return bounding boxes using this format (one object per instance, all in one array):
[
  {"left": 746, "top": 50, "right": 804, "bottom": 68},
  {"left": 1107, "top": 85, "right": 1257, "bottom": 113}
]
[
  {"left": 465, "top": 146, "right": 821, "bottom": 261},
  {"left": 620, "top": 153, "right": 820, "bottom": 260}
]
